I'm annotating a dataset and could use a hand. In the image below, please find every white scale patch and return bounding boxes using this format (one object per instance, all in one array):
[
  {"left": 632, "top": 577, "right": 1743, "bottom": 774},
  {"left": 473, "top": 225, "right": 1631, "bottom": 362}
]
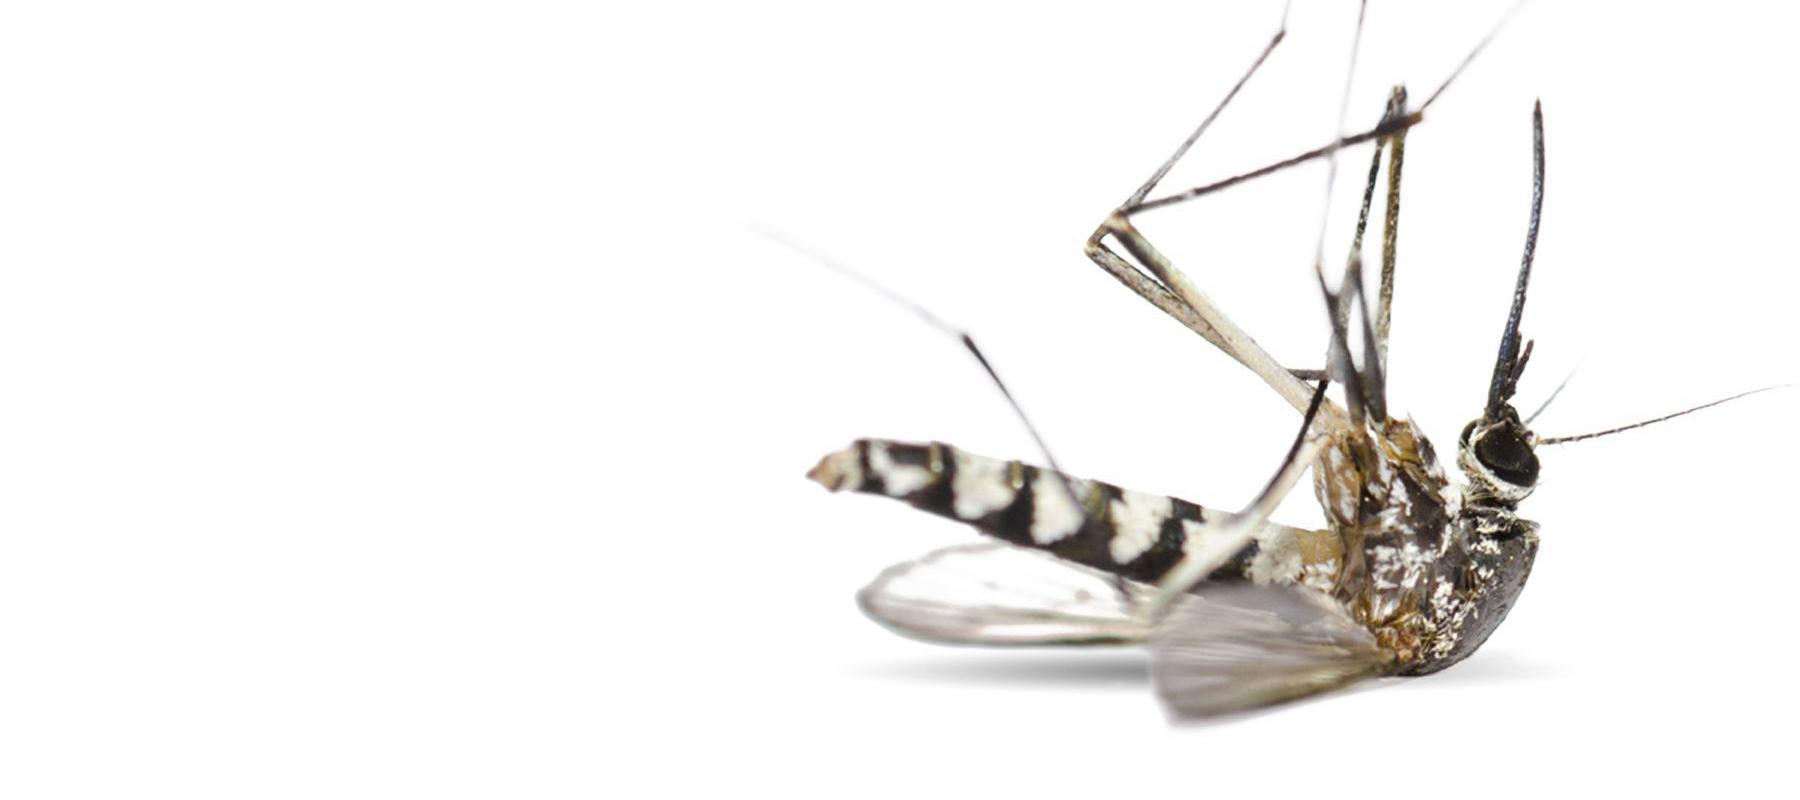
[
  {"left": 1432, "top": 577, "right": 1458, "bottom": 607},
  {"left": 1247, "top": 526, "right": 1304, "bottom": 585},
  {"left": 1107, "top": 491, "right": 1171, "bottom": 564},
  {"left": 867, "top": 441, "right": 933, "bottom": 497},
  {"left": 1301, "top": 561, "right": 1338, "bottom": 592},
  {"left": 1030, "top": 476, "right": 1090, "bottom": 545},
  {"left": 1442, "top": 483, "right": 1466, "bottom": 521},
  {"left": 1322, "top": 448, "right": 1357, "bottom": 522},
  {"left": 950, "top": 451, "right": 1017, "bottom": 519},
  {"left": 1179, "top": 517, "right": 1237, "bottom": 562}
]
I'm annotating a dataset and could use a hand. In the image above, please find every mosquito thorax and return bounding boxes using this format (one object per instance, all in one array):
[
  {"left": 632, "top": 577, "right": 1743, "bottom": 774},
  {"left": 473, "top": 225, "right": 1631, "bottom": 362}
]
[{"left": 1457, "top": 406, "right": 1539, "bottom": 508}]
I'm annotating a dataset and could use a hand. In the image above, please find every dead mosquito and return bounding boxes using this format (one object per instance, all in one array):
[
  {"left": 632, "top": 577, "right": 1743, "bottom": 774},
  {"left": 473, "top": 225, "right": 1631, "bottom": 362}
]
[{"left": 792, "top": 5, "right": 1783, "bottom": 719}]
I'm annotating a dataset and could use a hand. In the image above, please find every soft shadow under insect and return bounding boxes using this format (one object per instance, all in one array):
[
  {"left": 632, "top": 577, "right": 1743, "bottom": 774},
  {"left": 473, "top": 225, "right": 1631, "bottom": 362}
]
[{"left": 855, "top": 651, "right": 1150, "bottom": 691}]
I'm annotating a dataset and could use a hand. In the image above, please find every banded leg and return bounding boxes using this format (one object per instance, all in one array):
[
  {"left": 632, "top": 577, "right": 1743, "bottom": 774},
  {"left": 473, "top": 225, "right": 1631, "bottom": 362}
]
[{"left": 807, "top": 439, "right": 1341, "bottom": 590}]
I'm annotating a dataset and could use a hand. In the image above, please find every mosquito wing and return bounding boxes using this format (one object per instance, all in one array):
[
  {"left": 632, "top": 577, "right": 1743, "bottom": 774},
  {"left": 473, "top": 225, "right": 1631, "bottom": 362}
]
[
  {"left": 1151, "top": 583, "right": 1388, "bottom": 717},
  {"left": 858, "top": 542, "right": 1152, "bottom": 646}
]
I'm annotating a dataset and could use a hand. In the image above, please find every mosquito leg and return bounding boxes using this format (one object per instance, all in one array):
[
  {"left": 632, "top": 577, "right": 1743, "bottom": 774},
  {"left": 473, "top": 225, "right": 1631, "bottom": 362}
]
[
  {"left": 1081, "top": 10, "right": 1416, "bottom": 425},
  {"left": 1328, "top": 94, "right": 1395, "bottom": 397},
  {"left": 1348, "top": 257, "right": 1388, "bottom": 423},
  {"left": 1080, "top": 238, "right": 1235, "bottom": 357},
  {"left": 1122, "top": 0, "right": 1519, "bottom": 214},
  {"left": 1081, "top": 229, "right": 1331, "bottom": 394},
  {"left": 1346, "top": 87, "right": 1407, "bottom": 271},
  {"left": 1137, "top": 379, "right": 1334, "bottom": 621},
  {"left": 1093, "top": 215, "right": 1326, "bottom": 418},
  {"left": 1123, "top": 27, "right": 1287, "bottom": 209},
  {"left": 1320, "top": 86, "right": 1407, "bottom": 423},
  {"left": 1079, "top": 21, "right": 1328, "bottom": 414},
  {"left": 1348, "top": 118, "right": 1387, "bottom": 259},
  {"left": 1375, "top": 86, "right": 1408, "bottom": 369},
  {"left": 763, "top": 230, "right": 1085, "bottom": 505},
  {"left": 1122, "top": 116, "right": 1419, "bottom": 216}
]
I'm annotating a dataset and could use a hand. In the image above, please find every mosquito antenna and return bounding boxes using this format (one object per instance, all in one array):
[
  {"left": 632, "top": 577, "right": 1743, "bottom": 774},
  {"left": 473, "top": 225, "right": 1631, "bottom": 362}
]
[
  {"left": 1486, "top": 100, "right": 1544, "bottom": 419},
  {"left": 1524, "top": 360, "right": 1581, "bottom": 424},
  {"left": 755, "top": 227, "right": 1078, "bottom": 491},
  {"left": 1536, "top": 385, "right": 1792, "bottom": 445},
  {"left": 1419, "top": 0, "right": 1529, "bottom": 112}
]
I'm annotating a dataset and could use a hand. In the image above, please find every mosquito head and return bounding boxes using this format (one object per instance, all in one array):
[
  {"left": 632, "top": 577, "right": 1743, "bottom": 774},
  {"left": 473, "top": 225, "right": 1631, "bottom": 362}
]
[
  {"left": 1457, "top": 101, "right": 1544, "bottom": 508},
  {"left": 1462, "top": 323, "right": 1539, "bottom": 505},
  {"left": 1458, "top": 406, "right": 1538, "bottom": 506}
]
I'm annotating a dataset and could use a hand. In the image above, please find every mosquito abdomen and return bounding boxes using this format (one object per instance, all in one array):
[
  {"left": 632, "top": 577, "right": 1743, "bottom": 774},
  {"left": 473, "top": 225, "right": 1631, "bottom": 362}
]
[{"left": 808, "top": 439, "right": 1336, "bottom": 587}]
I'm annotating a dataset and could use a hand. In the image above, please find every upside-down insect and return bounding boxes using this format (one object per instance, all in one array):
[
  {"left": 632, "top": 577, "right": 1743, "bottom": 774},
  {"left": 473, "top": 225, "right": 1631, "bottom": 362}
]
[{"left": 801, "top": 10, "right": 1779, "bottom": 719}]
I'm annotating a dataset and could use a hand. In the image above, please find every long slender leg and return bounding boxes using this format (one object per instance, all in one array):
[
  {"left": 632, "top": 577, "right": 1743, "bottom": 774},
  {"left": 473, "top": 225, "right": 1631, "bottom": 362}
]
[
  {"left": 1347, "top": 88, "right": 1407, "bottom": 265},
  {"left": 1127, "top": 0, "right": 1519, "bottom": 219},
  {"left": 1143, "top": 14, "right": 1386, "bottom": 617},
  {"left": 1138, "top": 379, "right": 1334, "bottom": 621},
  {"left": 1081, "top": 9, "right": 1413, "bottom": 425},
  {"left": 1079, "top": 22, "right": 1326, "bottom": 415},
  {"left": 1081, "top": 229, "right": 1331, "bottom": 386},
  {"left": 1096, "top": 215, "right": 1321, "bottom": 416},
  {"left": 1375, "top": 86, "right": 1408, "bottom": 369},
  {"left": 1333, "top": 94, "right": 1395, "bottom": 397},
  {"left": 1121, "top": 116, "right": 1418, "bottom": 215},
  {"left": 1125, "top": 29, "right": 1287, "bottom": 209},
  {"left": 1084, "top": 115, "right": 1420, "bottom": 418},
  {"left": 1333, "top": 85, "right": 1407, "bottom": 407},
  {"left": 763, "top": 230, "right": 1084, "bottom": 509}
]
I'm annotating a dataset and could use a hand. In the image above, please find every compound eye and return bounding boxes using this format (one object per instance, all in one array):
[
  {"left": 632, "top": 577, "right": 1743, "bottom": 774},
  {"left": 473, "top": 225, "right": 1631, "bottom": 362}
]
[{"left": 1474, "top": 427, "right": 1539, "bottom": 487}]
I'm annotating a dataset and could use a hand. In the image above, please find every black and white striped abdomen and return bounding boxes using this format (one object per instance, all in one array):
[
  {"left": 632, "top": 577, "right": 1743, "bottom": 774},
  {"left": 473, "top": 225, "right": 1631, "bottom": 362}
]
[{"left": 809, "top": 439, "right": 1342, "bottom": 589}]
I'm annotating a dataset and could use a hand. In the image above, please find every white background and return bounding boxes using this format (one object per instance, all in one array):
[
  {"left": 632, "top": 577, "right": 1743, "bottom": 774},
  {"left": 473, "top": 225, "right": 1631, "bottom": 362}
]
[{"left": 2, "top": 1, "right": 1797, "bottom": 797}]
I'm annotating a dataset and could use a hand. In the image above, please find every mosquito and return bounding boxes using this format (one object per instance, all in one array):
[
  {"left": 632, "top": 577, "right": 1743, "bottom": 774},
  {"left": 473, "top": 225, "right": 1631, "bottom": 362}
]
[{"left": 797, "top": 6, "right": 1781, "bottom": 718}]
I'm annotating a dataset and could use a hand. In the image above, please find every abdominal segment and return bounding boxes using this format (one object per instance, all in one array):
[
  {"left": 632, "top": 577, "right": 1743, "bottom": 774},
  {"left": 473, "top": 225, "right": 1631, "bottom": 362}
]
[{"left": 809, "top": 438, "right": 1341, "bottom": 591}]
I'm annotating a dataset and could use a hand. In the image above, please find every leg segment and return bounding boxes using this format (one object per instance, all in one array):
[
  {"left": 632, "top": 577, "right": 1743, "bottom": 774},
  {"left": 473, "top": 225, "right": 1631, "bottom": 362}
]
[
  {"left": 1137, "top": 379, "right": 1335, "bottom": 621},
  {"left": 1078, "top": 21, "right": 1422, "bottom": 424},
  {"left": 1376, "top": 86, "right": 1408, "bottom": 369}
]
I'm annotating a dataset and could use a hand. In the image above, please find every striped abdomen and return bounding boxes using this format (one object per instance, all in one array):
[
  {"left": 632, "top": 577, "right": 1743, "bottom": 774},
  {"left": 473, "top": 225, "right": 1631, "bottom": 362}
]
[{"left": 808, "top": 439, "right": 1341, "bottom": 590}]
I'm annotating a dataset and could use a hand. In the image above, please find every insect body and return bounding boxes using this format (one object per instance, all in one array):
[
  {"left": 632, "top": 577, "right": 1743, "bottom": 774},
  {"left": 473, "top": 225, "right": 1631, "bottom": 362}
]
[
  {"left": 805, "top": 15, "right": 1763, "bottom": 718},
  {"left": 805, "top": 17, "right": 1549, "bottom": 710},
  {"left": 810, "top": 355, "right": 1542, "bottom": 709}
]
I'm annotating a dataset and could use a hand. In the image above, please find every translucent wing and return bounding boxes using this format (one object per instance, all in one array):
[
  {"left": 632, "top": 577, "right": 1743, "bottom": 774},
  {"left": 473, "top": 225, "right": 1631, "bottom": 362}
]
[
  {"left": 858, "top": 543, "right": 1151, "bottom": 646},
  {"left": 1151, "top": 583, "right": 1388, "bottom": 718}
]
